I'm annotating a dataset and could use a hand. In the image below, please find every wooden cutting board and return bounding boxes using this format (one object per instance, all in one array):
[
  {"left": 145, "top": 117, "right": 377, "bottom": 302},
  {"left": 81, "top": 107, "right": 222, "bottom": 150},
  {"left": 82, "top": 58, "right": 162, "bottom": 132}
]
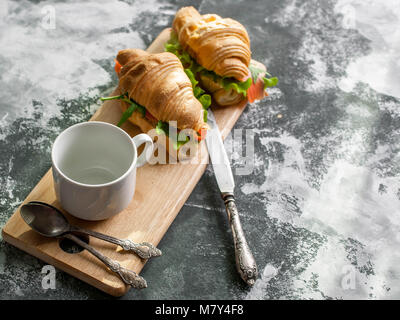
[{"left": 1, "top": 28, "right": 249, "bottom": 296}]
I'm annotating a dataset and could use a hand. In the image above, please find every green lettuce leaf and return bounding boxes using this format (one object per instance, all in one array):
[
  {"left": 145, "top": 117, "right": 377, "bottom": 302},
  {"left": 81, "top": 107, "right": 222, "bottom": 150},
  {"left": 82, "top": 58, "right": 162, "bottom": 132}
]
[
  {"left": 198, "top": 94, "right": 211, "bottom": 110},
  {"left": 181, "top": 57, "right": 211, "bottom": 119},
  {"left": 220, "top": 76, "right": 252, "bottom": 96},
  {"left": 184, "top": 69, "right": 203, "bottom": 97},
  {"left": 248, "top": 64, "right": 279, "bottom": 90},
  {"left": 263, "top": 76, "right": 279, "bottom": 89},
  {"left": 101, "top": 93, "right": 192, "bottom": 149},
  {"left": 203, "top": 109, "right": 208, "bottom": 123},
  {"left": 198, "top": 69, "right": 252, "bottom": 97},
  {"left": 165, "top": 32, "right": 194, "bottom": 69}
]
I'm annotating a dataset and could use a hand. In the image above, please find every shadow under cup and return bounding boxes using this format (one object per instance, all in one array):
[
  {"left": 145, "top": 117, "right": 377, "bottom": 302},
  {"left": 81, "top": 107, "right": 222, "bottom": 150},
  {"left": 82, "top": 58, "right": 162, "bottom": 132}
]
[{"left": 51, "top": 122, "right": 138, "bottom": 221}]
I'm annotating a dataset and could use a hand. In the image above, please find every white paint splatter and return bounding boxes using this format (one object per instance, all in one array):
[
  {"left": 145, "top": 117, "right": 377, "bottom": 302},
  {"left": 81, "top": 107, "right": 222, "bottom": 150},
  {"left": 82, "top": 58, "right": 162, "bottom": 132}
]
[
  {"left": 246, "top": 263, "right": 281, "bottom": 300},
  {"left": 242, "top": 127, "right": 400, "bottom": 299},
  {"left": 335, "top": 0, "right": 400, "bottom": 98},
  {"left": 241, "top": 0, "right": 400, "bottom": 296},
  {"left": 0, "top": 0, "right": 168, "bottom": 122}
]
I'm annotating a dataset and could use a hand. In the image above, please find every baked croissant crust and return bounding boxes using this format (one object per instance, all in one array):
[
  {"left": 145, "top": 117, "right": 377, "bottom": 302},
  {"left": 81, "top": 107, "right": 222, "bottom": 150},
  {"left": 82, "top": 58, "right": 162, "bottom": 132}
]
[
  {"left": 172, "top": 6, "right": 251, "bottom": 81},
  {"left": 116, "top": 48, "right": 206, "bottom": 132}
]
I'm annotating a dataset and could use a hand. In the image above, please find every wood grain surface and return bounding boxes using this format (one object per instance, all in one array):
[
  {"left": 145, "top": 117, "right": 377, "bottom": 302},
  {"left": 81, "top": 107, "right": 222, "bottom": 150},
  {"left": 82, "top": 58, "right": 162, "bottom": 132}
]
[{"left": 1, "top": 28, "right": 249, "bottom": 296}]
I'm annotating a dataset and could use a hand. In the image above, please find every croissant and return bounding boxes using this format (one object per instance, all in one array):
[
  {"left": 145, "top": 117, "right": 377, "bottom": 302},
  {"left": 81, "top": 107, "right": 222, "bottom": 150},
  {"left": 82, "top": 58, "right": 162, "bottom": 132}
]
[
  {"left": 169, "top": 7, "right": 277, "bottom": 107},
  {"left": 117, "top": 48, "right": 206, "bottom": 133},
  {"left": 172, "top": 6, "right": 251, "bottom": 81}
]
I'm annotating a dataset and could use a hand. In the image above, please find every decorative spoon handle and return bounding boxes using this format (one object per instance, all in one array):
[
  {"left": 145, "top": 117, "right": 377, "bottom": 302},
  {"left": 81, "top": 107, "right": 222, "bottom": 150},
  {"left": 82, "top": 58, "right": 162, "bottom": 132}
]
[
  {"left": 70, "top": 226, "right": 162, "bottom": 259},
  {"left": 222, "top": 192, "right": 258, "bottom": 285},
  {"left": 64, "top": 233, "right": 147, "bottom": 289}
]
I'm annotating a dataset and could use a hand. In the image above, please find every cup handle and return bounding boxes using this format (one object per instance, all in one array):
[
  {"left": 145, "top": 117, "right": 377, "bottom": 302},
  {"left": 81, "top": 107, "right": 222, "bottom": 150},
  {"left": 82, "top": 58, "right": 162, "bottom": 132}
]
[{"left": 132, "top": 134, "right": 153, "bottom": 168}]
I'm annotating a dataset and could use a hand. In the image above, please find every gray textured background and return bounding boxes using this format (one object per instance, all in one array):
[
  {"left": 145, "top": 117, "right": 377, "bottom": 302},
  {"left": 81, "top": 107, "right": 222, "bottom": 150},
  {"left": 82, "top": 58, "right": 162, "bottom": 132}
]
[{"left": 1, "top": 0, "right": 400, "bottom": 299}]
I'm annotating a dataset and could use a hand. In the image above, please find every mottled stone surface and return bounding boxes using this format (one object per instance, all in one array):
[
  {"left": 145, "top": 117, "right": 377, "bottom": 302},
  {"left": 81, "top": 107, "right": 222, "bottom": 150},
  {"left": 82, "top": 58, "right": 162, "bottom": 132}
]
[{"left": 1, "top": 0, "right": 400, "bottom": 299}]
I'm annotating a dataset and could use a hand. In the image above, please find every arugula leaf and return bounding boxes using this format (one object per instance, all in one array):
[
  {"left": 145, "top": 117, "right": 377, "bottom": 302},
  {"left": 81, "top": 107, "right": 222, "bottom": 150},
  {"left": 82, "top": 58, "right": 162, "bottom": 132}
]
[
  {"left": 100, "top": 93, "right": 146, "bottom": 126},
  {"left": 173, "top": 136, "right": 190, "bottom": 150},
  {"left": 118, "top": 104, "right": 137, "bottom": 127},
  {"left": 155, "top": 120, "right": 189, "bottom": 150},
  {"left": 155, "top": 120, "right": 169, "bottom": 136},
  {"left": 100, "top": 94, "right": 126, "bottom": 102},
  {"left": 134, "top": 103, "right": 146, "bottom": 118},
  {"left": 101, "top": 93, "right": 192, "bottom": 149}
]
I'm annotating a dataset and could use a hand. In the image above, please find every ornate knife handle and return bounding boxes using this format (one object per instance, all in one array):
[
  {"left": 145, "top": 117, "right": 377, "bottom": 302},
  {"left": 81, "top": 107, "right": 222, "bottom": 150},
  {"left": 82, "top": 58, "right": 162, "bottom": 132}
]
[
  {"left": 64, "top": 234, "right": 147, "bottom": 289},
  {"left": 222, "top": 192, "right": 258, "bottom": 285},
  {"left": 70, "top": 226, "right": 162, "bottom": 259}
]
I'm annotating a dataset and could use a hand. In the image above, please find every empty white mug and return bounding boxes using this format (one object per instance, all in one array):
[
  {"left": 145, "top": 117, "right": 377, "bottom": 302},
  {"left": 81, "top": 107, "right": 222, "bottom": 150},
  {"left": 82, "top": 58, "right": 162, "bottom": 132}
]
[{"left": 51, "top": 121, "right": 153, "bottom": 220}]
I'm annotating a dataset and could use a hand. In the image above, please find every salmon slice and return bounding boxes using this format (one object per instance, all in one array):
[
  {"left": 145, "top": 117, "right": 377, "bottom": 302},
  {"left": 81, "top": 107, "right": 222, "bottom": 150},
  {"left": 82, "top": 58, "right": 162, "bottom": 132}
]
[
  {"left": 247, "top": 75, "right": 267, "bottom": 102},
  {"left": 114, "top": 59, "right": 122, "bottom": 74}
]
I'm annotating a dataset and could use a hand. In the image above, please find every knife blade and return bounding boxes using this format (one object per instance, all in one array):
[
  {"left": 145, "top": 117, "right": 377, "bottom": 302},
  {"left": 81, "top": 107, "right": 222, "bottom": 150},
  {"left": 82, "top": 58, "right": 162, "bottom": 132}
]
[
  {"left": 205, "top": 110, "right": 235, "bottom": 193},
  {"left": 205, "top": 109, "right": 258, "bottom": 285}
]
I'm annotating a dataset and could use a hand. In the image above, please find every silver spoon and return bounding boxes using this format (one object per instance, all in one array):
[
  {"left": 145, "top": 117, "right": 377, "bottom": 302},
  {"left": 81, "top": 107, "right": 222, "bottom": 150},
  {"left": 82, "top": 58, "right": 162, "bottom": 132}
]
[
  {"left": 20, "top": 201, "right": 149, "bottom": 289},
  {"left": 25, "top": 201, "right": 161, "bottom": 259}
]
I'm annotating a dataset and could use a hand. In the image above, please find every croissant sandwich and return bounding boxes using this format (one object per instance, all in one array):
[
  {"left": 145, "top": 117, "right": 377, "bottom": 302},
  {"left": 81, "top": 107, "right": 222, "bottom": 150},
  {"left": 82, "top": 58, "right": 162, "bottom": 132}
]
[
  {"left": 166, "top": 6, "right": 278, "bottom": 106},
  {"left": 101, "top": 49, "right": 209, "bottom": 154}
]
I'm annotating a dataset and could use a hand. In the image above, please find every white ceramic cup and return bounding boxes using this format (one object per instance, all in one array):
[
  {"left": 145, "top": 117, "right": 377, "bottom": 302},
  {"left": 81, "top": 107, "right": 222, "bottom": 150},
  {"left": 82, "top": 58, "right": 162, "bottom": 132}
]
[{"left": 51, "top": 121, "right": 153, "bottom": 221}]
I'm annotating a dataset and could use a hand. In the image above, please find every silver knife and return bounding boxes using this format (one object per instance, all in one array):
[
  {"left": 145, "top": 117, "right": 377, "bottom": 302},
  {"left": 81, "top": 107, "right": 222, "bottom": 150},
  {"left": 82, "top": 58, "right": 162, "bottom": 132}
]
[{"left": 205, "top": 109, "right": 258, "bottom": 285}]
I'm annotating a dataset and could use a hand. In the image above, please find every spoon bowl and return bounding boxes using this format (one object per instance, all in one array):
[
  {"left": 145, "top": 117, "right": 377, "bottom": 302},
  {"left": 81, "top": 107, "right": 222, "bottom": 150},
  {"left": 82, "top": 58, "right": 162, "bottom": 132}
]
[
  {"left": 19, "top": 201, "right": 148, "bottom": 289},
  {"left": 20, "top": 201, "right": 162, "bottom": 259},
  {"left": 20, "top": 201, "right": 70, "bottom": 238}
]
